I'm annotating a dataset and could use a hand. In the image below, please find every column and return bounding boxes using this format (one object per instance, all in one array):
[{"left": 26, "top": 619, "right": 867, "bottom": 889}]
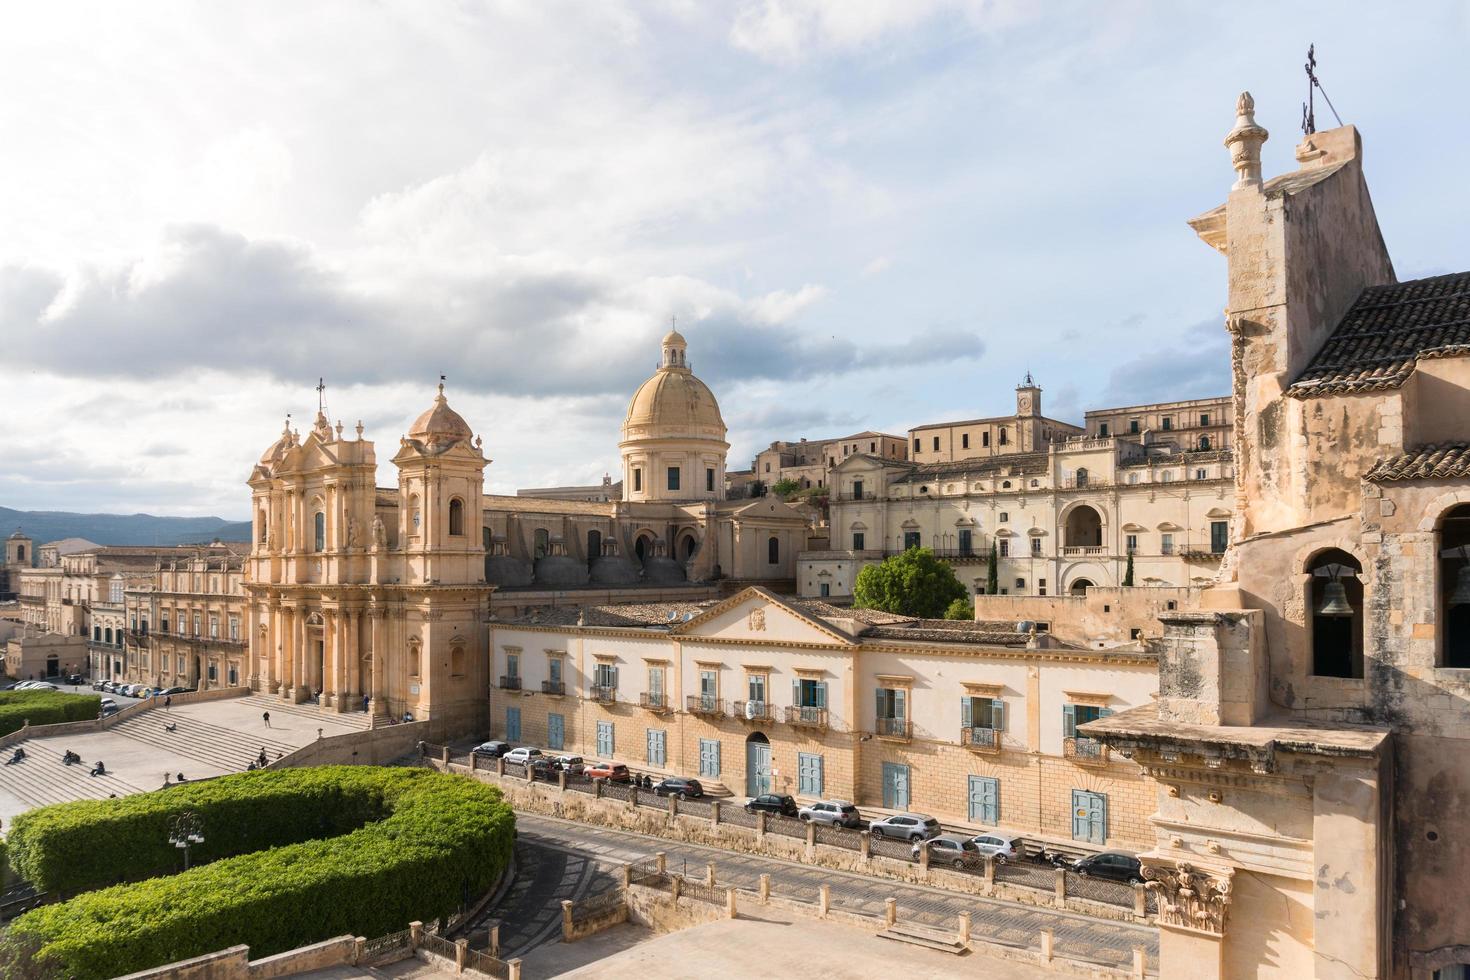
[
  {"left": 371, "top": 609, "right": 388, "bottom": 715},
  {"left": 294, "top": 609, "right": 308, "bottom": 700},
  {"left": 280, "top": 608, "right": 295, "bottom": 696},
  {"left": 322, "top": 611, "right": 338, "bottom": 708},
  {"left": 346, "top": 611, "right": 360, "bottom": 710}
]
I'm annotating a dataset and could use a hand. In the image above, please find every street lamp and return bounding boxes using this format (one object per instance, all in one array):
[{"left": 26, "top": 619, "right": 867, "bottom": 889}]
[{"left": 168, "top": 811, "right": 205, "bottom": 870}]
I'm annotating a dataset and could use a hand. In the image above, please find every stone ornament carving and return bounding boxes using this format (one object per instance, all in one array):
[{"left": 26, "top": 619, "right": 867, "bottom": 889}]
[
  {"left": 1142, "top": 861, "right": 1232, "bottom": 935},
  {"left": 748, "top": 608, "right": 766, "bottom": 632},
  {"left": 372, "top": 515, "right": 387, "bottom": 549}
]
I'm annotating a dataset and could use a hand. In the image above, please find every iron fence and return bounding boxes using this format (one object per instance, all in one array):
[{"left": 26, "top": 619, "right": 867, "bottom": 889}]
[
  {"left": 868, "top": 834, "right": 917, "bottom": 862},
  {"left": 675, "top": 876, "right": 725, "bottom": 905},
  {"left": 599, "top": 780, "right": 634, "bottom": 802},
  {"left": 720, "top": 805, "right": 756, "bottom": 828},
  {"left": 565, "top": 773, "right": 596, "bottom": 794},
  {"left": 766, "top": 814, "right": 806, "bottom": 840},
  {"left": 464, "top": 948, "right": 509, "bottom": 979},
  {"left": 419, "top": 931, "right": 458, "bottom": 960},
  {"left": 1063, "top": 870, "right": 1137, "bottom": 908},
  {"left": 995, "top": 859, "right": 1057, "bottom": 892},
  {"left": 628, "top": 856, "right": 663, "bottom": 884},
  {"left": 634, "top": 790, "right": 666, "bottom": 811},
  {"left": 569, "top": 887, "right": 626, "bottom": 919},
  {"left": 813, "top": 823, "right": 861, "bottom": 850},
  {"left": 678, "top": 797, "right": 714, "bottom": 819},
  {"left": 360, "top": 929, "right": 412, "bottom": 959},
  {"left": 502, "top": 761, "right": 527, "bottom": 779}
]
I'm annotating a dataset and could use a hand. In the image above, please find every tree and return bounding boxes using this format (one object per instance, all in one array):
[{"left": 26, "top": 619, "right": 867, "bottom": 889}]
[
  {"left": 944, "top": 597, "right": 973, "bottom": 621},
  {"left": 1122, "top": 551, "right": 1135, "bottom": 587},
  {"left": 770, "top": 478, "right": 801, "bottom": 500},
  {"left": 986, "top": 540, "right": 1000, "bottom": 595},
  {"left": 854, "top": 547, "right": 968, "bottom": 619}
]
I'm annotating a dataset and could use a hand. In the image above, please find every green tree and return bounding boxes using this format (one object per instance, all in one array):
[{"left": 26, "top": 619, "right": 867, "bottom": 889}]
[
  {"left": 770, "top": 478, "right": 801, "bottom": 500},
  {"left": 854, "top": 547, "right": 968, "bottom": 618},
  {"left": 1122, "top": 551, "right": 1135, "bottom": 587},
  {"left": 986, "top": 540, "right": 999, "bottom": 595},
  {"left": 944, "top": 597, "right": 973, "bottom": 621}
]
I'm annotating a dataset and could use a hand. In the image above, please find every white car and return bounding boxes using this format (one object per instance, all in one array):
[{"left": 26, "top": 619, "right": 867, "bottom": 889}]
[
  {"left": 504, "top": 747, "right": 543, "bottom": 765},
  {"left": 797, "top": 800, "right": 863, "bottom": 828},
  {"left": 969, "top": 832, "right": 1022, "bottom": 863}
]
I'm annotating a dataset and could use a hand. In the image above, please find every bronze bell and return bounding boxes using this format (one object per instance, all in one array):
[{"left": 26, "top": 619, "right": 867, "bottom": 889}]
[
  {"left": 1449, "top": 564, "right": 1470, "bottom": 607},
  {"left": 1316, "top": 578, "right": 1354, "bottom": 617}
]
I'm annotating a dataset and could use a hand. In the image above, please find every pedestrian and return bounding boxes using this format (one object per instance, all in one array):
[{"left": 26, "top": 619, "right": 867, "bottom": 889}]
[
  {"left": 164, "top": 695, "right": 172, "bottom": 710},
  {"left": 257, "top": 748, "right": 268, "bottom": 767},
  {"left": 263, "top": 710, "right": 271, "bottom": 728},
  {"left": 176, "top": 772, "right": 186, "bottom": 782},
  {"left": 362, "top": 693, "right": 370, "bottom": 713}
]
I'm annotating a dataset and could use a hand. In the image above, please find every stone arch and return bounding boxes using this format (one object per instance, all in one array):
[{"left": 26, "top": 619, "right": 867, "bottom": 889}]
[
  {"left": 448, "top": 497, "right": 465, "bottom": 536},
  {"left": 632, "top": 529, "right": 657, "bottom": 563},
  {"left": 587, "top": 529, "right": 603, "bottom": 562},
  {"left": 1303, "top": 547, "right": 1364, "bottom": 678},
  {"left": 1069, "top": 578, "right": 1094, "bottom": 596},
  {"left": 678, "top": 530, "right": 699, "bottom": 562},
  {"left": 533, "top": 527, "right": 550, "bottom": 560},
  {"left": 1062, "top": 503, "right": 1104, "bottom": 548}
]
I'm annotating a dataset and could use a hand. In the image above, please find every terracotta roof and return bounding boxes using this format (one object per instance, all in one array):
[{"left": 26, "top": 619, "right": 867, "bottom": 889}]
[
  {"left": 1365, "top": 444, "right": 1470, "bottom": 483},
  {"left": 496, "top": 600, "right": 718, "bottom": 628},
  {"left": 892, "top": 453, "right": 1050, "bottom": 484},
  {"left": 1288, "top": 271, "right": 1470, "bottom": 397}
]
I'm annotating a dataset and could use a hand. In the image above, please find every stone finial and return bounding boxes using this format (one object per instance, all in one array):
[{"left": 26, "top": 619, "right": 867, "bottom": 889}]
[{"left": 1224, "top": 91, "right": 1269, "bottom": 190}]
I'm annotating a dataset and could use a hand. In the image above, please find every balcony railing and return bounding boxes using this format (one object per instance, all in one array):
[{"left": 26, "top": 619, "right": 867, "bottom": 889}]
[
  {"left": 875, "top": 717, "right": 910, "bottom": 739},
  {"left": 686, "top": 694, "right": 726, "bottom": 716},
  {"left": 498, "top": 675, "right": 522, "bottom": 691},
  {"left": 1064, "top": 736, "right": 1110, "bottom": 765},
  {"left": 929, "top": 548, "right": 986, "bottom": 562},
  {"left": 835, "top": 491, "right": 876, "bottom": 501},
  {"left": 961, "top": 726, "right": 1001, "bottom": 752},
  {"left": 591, "top": 684, "right": 617, "bottom": 704},
  {"left": 541, "top": 680, "right": 565, "bottom": 696},
  {"left": 733, "top": 700, "right": 772, "bottom": 723},
  {"left": 1181, "top": 545, "right": 1227, "bottom": 560},
  {"left": 785, "top": 705, "right": 828, "bottom": 729},
  {"left": 639, "top": 692, "right": 672, "bottom": 713},
  {"left": 1061, "top": 545, "right": 1107, "bottom": 557}
]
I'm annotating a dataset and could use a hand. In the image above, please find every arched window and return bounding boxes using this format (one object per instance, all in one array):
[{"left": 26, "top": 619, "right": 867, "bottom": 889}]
[
  {"left": 534, "top": 528, "right": 550, "bottom": 560},
  {"left": 587, "top": 529, "right": 603, "bottom": 562},
  {"left": 15, "top": 545, "right": 23, "bottom": 561},
  {"left": 313, "top": 512, "right": 326, "bottom": 552},
  {"left": 1075, "top": 467, "right": 1089, "bottom": 488},
  {"left": 104, "top": 627, "right": 113, "bottom": 645},
  {"left": 256, "top": 509, "right": 268, "bottom": 545},
  {"left": 448, "top": 498, "right": 464, "bottom": 536},
  {"left": 1308, "top": 549, "right": 1363, "bottom": 678},
  {"left": 1065, "top": 506, "right": 1103, "bottom": 548},
  {"left": 93, "top": 626, "right": 101, "bottom": 642},
  {"left": 1198, "top": 435, "right": 1211, "bottom": 451},
  {"left": 768, "top": 536, "right": 780, "bottom": 565},
  {"left": 998, "top": 428, "right": 1009, "bottom": 446},
  {"left": 450, "top": 645, "right": 465, "bottom": 677},
  {"left": 1439, "top": 505, "right": 1470, "bottom": 668}
]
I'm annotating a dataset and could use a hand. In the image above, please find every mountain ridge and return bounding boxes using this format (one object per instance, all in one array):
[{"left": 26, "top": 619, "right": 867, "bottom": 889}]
[{"left": 0, "top": 506, "right": 251, "bottom": 547}]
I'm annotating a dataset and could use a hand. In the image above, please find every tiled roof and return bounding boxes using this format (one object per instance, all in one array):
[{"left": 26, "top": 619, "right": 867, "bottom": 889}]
[
  {"left": 1365, "top": 444, "right": 1470, "bottom": 483},
  {"left": 892, "top": 453, "right": 1050, "bottom": 484},
  {"left": 1288, "top": 271, "right": 1470, "bottom": 396},
  {"left": 496, "top": 600, "right": 718, "bottom": 628}
]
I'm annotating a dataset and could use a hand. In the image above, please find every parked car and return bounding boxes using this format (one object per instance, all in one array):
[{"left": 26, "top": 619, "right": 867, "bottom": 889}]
[
  {"left": 968, "top": 832, "right": 1022, "bottom": 864},
  {"left": 91, "top": 680, "right": 108, "bottom": 691},
  {"left": 798, "top": 800, "right": 863, "bottom": 828},
  {"left": 1070, "top": 851, "right": 1143, "bottom": 883},
  {"left": 100, "top": 700, "right": 119, "bottom": 717},
  {"left": 652, "top": 777, "right": 704, "bottom": 799},
  {"left": 26, "top": 682, "right": 58, "bottom": 692},
  {"left": 551, "top": 755, "right": 586, "bottom": 775},
  {"left": 160, "top": 686, "right": 193, "bottom": 696},
  {"left": 65, "top": 674, "right": 83, "bottom": 686},
  {"left": 744, "top": 793, "right": 799, "bottom": 817},
  {"left": 503, "top": 747, "right": 543, "bottom": 765},
  {"left": 586, "top": 762, "right": 632, "bottom": 782},
  {"left": 471, "top": 740, "right": 512, "bottom": 758},
  {"left": 913, "top": 834, "right": 987, "bottom": 868},
  {"left": 868, "top": 813, "right": 942, "bottom": 842},
  {"left": 526, "top": 757, "right": 560, "bottom": 779}
]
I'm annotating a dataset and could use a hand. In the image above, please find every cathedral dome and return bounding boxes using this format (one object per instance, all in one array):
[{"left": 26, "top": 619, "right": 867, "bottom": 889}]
[
  {"left": 408, "top": 384, "right": 474, "bottom": 449},
  {"left": 258, "top": 418, "right": 296, "bottom": 467},
  {"left": 619, "top": 326, "right": 729, "bottom": 503},
  {"left": 622, "top": 330, "right": 726, "bottom": 440}
]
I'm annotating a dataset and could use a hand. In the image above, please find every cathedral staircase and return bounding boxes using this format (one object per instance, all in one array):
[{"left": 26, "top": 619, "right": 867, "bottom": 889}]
[
  {"left": 108, "top": 712, "right": 299, "bottom": 773},
  {"left": 236, "top": 694, "right": 373, "bottom": 732},
  {"left": 0, "top": 741, "right": 145, "bottom": 810}
]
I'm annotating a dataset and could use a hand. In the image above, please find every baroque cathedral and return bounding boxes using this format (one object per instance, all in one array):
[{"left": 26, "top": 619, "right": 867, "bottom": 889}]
[{"left": 243, "top": 328, "right": 809, "bottom": 729}]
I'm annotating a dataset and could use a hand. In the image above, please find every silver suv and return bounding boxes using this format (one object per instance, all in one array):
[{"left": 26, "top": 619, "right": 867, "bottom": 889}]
[
  {"left": 913, "top": 833, "right": 987, "bottom": 868},
  {"left": 868, "top": 812, "right": 941, "bottom": 841},
  {"left": 797, "top": 800, "right": 862, "bottom": 828}
]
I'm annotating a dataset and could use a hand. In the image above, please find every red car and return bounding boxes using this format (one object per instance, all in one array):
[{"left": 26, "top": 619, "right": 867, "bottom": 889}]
[{"left": 586, "top": 762, "right": 632, "bottom": 783}]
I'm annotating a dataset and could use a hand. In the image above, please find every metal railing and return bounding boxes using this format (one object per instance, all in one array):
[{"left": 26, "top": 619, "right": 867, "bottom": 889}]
[
  {"left": 590, "top": 684, "right": 617, "bottom": 703},
  {"left": 639, "top": 692, "right": 671, "bottom": 712},
  {"left": 498, "top": 675, "right": 521, "bottom": 690},
  {"left": 541, "top": 680, "right": 565, "bottom": 695},
  {"left": 1064, "top": 736, "right": 1109, "bottom": 764},
  {"left": 360, "top": 928, "right": 412, "bottom": 959},
  {"left": 732, "top": 700, "right": 772, "bottom": 722},
  {"left": 835, "top": 491, "right": 876, "bottom": 501},
  {"left": 875, "top": 717, "right": 910, "bottom": 739},
  {"left": 785, "top": 705, "right": 828, "bottom": 728},
  {"left": 686, "top": 694, "right": 725, "bottom": 716},
  {"left": 962, "top": 726, "right": 1000, "bottom": 750}
]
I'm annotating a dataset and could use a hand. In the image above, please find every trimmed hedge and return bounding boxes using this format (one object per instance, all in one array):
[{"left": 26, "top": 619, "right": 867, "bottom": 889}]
[
  {"left": 0, "top": 690, "right": 101, "bottom": 738},
  {"left": 0, "top": 766, "right": 514, "bottom": 979}
]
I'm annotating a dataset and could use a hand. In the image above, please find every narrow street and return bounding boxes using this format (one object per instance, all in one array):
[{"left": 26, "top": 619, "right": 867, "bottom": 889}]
[{"left": 469, "top": 811, "right": 1158, "bottom": 971}]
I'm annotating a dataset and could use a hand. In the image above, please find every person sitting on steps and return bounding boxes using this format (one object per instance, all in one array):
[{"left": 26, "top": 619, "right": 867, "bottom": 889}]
[
  {"left": 62, "top": 750, "right": 80, "bottom": 766},
  {"left": 5, "top": 747, "right": 25, "bottom": 765},
  {"left": 89, "top": 760, "right": 107, "bottom": 777},
  {"left": 163, "top": 721, "right": 177, "bottom": 733}
]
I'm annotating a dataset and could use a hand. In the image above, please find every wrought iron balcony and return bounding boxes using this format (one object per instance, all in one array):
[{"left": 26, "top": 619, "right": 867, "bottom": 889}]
[
  {"left": 1064, "top": 736, "right": 1110, "bottom": 766},
  {"left": 785, "top": 705, "right": 828, "bottom": 729},
  {"left": 875, "top": 717, "right": 911, "bottom": 740},
  {"left": 498, "top": 675, "right": 522, "bottom": 691},
  {"left": 590, "top": 684, "right": 617, "bottom": 704},
  {"left": 961, "top": 726, "right": 1001, "bottom": 753},
  {"left": 639, "top": 692, "right": 672, "bottom": 713},
  {"left": 686, "top": 694, "right": 725, "bottom": 716},
  {"left": 733, "top": 700, "right": 772, "bottom": 723},
  {"left": 541, "top": 680, "right": 565, "bottom": 696}
]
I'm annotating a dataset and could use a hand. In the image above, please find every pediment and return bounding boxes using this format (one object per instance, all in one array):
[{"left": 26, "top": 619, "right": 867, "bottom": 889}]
[{"left": 673, "top": 588, "right": 856, "bottom": 646}]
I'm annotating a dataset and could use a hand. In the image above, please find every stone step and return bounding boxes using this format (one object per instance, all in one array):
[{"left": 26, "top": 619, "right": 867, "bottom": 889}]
[
  {"left": 876, "top": 926, "right": 970, "bottom": 955},
  {"left": 109, "top": 714, "right": 296, "bottom": 772},
  {"left": 0, "top": 741, "right": 145, "bottom": 808},
  {"left": 236, "top": 695, "right": 372, "bottom": 730}
]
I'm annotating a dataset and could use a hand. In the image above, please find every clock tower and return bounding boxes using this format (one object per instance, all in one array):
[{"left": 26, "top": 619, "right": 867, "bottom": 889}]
[{"left": 1015, "top": 373, "right": 1041, "bottom": 417}]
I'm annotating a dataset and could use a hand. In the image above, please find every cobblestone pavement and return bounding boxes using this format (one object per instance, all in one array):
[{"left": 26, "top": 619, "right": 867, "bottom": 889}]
[{"left": 506, "top": 812, "right": 1159, "bottom": 971}]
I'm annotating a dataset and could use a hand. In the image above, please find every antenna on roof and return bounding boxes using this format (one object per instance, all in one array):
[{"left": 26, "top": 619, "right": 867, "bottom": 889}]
[{"left": 1301, "top": 43, "right": 1342, "bottom": 136}]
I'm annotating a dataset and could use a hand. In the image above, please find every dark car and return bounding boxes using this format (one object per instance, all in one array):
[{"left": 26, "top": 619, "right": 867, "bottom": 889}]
[
  {"left": 652, "top": 777, "right": 704, "bottom": 800},
  {"left": 1071, "top": 851, "right": 1143, "bottom": 883},
  {"left": 526, "top": 757, "right": 560, "bottom": 780},
  {"left": 744, "top": 793, "right": 799, "bottom": 817},
  {"left": 472, "top": 740, "right": 512, "bottom": 758},
  {"left": 65, "top": 674, "right": 84, "bottom": 686}
]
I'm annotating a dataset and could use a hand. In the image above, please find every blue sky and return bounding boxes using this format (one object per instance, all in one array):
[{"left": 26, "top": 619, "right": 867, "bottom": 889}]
[{"left": 2, "top": 1, "right": 1467, "bottom": 517}]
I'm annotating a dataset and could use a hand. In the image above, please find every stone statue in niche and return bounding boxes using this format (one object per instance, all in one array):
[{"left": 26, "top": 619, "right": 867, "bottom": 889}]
[
  {"left": 347, "top": 518, "right": 360, "bottom": 549},
  {"left": 372, "top": 515, "right": 387, "bottom": 550}
]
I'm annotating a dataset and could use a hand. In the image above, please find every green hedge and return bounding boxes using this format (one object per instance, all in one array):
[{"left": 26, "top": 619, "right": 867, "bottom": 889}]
[
  {"left": 0, "top": 766, "right": 514, "bottom": 979},
  {"left": 0, "top": 690, "right": 101, "bottom": 738}
]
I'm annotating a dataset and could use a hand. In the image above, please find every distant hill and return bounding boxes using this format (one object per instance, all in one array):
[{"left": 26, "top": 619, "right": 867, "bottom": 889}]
[{"left": 0, "top": 506, "right": 251, "bottom": 547}]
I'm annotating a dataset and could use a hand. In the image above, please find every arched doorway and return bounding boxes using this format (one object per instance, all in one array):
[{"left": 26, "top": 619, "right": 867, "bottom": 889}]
[
  {"left": 745, "top": 732, "right": 771, "bottom": 797},
  {"left": 587, "top": 529, "right": 602, "bottom": 565},
  {"left": 679, "top": 532, "right": 698, "bottom": 561},
  {"left": 1069, "top": 578, "right": 1094, "bottom": 596},
  {"left": 634, "top": 533, "right": 654, "bottom": 563},
  {"left": 1065, "top": 505, "right": 1103, "bottom": 548}
]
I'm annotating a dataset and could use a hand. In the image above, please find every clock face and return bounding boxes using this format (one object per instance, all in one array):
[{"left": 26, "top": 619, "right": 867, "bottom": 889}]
[{"left": 1019, "top": 394, "right": 1031, "bottom": 411}]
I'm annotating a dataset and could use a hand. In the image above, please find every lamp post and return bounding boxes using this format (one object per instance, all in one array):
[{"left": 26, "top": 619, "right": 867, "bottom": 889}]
[{"left": 168, "top": 811, "right": 204, "bottom": 870}]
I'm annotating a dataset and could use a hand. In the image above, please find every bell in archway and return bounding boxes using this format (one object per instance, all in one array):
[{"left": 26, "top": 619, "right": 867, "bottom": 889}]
[
  {"left": 1449, "top": 564, "right": 1470, "bottom": 607},
  {"left": 1316, "top": 577, "right": 1354, "bottom": 617}
]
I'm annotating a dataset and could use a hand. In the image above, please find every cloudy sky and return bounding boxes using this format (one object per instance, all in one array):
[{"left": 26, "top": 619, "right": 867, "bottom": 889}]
[{"left": 3, "top": 1, "right": 1468, "bottom": 518}]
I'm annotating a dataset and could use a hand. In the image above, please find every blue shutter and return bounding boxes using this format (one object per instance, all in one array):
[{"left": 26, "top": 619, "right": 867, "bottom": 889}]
[
  {"left": 815, "top": 682, "right": 827, "bottom": 709},
  {"left": 991, "top": 698, "right": 1005, "bottom": 731},
  {"left": 793, "top": 677, "right": 801, "bottom": 708},
  {"left": 506, "top": 707, "right": 521, "bottom": 742},
  {"left": 699, "top": 738, "right": 721, "bottom": 777},
  {"left": 960, "top": 696, "right": 973, "bottom": 729},
  {"left": 1063, "top": 703, "right": 1077, "bottom": 738},
  {"left": 876, "top": 689, "right": 884, "bottom": 721},
  {"left": 548, "top": 713, "right": 565, "bottom": 751}
]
